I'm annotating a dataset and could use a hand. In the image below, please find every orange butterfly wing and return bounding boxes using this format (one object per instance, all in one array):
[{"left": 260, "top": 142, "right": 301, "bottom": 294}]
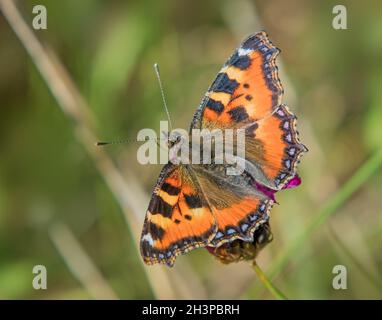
[
  {"left": 140, "top": 164, "right": 216, "bottom": 266},
  {"left": 209, "top": 197, "right": 273, "bottom": 247},
  {"left": 191, "top": 31, "right": 306, "bottom": 190},
  {"left": 190, "top": 166, "right": 274, "bottom": 247},
  {"left": 190, "top": 31, "right": 283, "bottom": 130},
  {"left": 244, "top": 104, "right": 307, "bottom": 189}
]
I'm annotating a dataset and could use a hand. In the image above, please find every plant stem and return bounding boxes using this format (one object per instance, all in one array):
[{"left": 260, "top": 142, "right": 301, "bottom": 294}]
[
  {"left": 269, "top": 148, "right": 382, "bottom": 279},
  {"left": 246, "top": 148, "right": 382, "bottom": 297},
  {"left": 328, "top": 226, "right": 382, "bottom": 295},
  {"left": 252, "top": 261, "right": 288, "bottom": 300}
]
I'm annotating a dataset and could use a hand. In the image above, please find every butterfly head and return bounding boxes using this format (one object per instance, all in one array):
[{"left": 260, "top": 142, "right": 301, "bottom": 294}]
[
  {"left": 166, "top": 130, "right": 185, "bottom": 149},
  {"left": 162, "top": 130, "right": 188, "bottom": 164},
  {"left": 160, "top": 130, "right": 184, "bottom": 148}
]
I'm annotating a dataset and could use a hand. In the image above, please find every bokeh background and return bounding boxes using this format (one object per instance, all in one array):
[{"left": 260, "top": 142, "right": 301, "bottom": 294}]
[{"left": 1, "top": 0, "right": 382, "bottom": 299}]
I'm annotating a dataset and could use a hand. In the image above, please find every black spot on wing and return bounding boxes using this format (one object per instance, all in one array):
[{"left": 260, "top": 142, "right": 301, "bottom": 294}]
[
  {"left": 228, "top": 106, "right": 249, "bottom": 122},
  {"left": 140, "top": 239, "right": 152, "bottom": 256},
  {"left": 227, "top": 51, "right": 251, "bottom": 70},
  {"left": 206, "top": 98, "right": 224, "bottom": 113},
  {"left": 149, "top": 194, "right": 173, "bottom": 218},
  {"left": 245, "top": 122, "right": 258, "bottom": 138},
  {"left": 211, "top": 73, "right": 239, "bottom": 95},
  {"left": 184, "top": 194, "right": 203, "bottom": 209},
  {"left": 161, "top": 182, "right": 180, "bottom": 196},
  {"left": 150, "top": 223, "right": 165, "bottom": 240}
]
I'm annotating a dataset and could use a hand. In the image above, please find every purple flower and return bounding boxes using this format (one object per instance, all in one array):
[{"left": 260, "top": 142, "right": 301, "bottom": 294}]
[{"left": 255, "top": 174, "right": 301, "bottom": 203}]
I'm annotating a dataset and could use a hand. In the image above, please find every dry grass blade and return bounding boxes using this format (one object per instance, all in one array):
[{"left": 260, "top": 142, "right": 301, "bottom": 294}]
[
  {"left": 0, "top": 0, "right": 189, "bottom": 299},
  {"left": 49, "top": 223, "right": 119, "bottom": 300},
  {"left": 328, "top": 226, "right": 382, "bottom": 295}
]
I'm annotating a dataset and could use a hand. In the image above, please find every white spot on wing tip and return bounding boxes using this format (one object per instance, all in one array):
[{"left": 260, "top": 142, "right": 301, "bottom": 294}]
[
  {"left": 141, "top": 233, "right": 155, "bottom": 246},
  {"left": 238, "top": 47, "right": 252, "bottom": 56}
]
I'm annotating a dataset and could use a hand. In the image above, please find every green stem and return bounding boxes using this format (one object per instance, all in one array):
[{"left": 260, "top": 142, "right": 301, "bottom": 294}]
[
  {"left": 270, "top": 148, "right": 382, "bottom": 278},
  {"left": 252, "top": 260, "right": 288, "bottom": 300},
  {"left": 328, "top": 226, "right": 382, "bottom": 294},
  {"left": 246, "top": 148, "right": 382, "bottom": 297}
]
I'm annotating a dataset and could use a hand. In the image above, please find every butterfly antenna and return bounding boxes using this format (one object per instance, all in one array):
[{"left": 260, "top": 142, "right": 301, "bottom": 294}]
[
  {"left": 95, "top": 137, "right": 165, "bottom": 146},
  {"left": 95, "top": 138, "right": 137, "bottom": 146},
  {"left": 154, "top": 63, "right": 173, "bottom": 131}
]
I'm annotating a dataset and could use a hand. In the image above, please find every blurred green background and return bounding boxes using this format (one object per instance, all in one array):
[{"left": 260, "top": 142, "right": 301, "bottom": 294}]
[{"left": 1, "top": 0, "right": 382, "bottom": 299}]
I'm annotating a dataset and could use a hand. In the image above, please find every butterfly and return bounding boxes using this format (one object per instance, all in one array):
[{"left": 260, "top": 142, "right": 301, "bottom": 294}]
[{"left": 140, "top": 31, "right": 307, "bottom": 266}]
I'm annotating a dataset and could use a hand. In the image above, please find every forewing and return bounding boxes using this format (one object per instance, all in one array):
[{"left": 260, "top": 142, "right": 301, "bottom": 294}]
[
  {"left": 190, "top": 31, "right": 283, "bottom": 131},
  {"left": 140, "top": 164, "right": 216, "bottom": 266}
]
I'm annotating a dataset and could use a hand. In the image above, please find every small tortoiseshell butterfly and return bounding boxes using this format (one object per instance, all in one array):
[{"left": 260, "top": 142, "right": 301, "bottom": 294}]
[{"left": 140, "top": 31, "right": 307, "bottom": 266}]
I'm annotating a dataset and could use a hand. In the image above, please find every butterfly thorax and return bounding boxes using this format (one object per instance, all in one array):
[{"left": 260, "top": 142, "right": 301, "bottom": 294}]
[{"left": 167, "top": 129, "right": 246, "bottom": 168}]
